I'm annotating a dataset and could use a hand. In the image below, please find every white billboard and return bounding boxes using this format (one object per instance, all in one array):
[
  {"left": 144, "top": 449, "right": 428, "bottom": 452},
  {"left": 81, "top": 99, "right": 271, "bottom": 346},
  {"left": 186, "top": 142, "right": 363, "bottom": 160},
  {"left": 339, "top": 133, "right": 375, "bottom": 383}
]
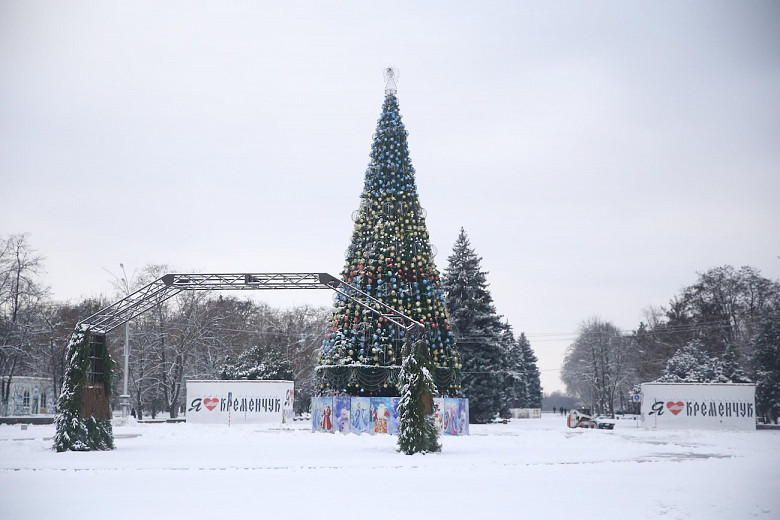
[
  {"left": 640, "top": 382, "right": 756, "bottom": 430},
  {"left": 186, "top": 380, "right": 294, "bottom": 424}
]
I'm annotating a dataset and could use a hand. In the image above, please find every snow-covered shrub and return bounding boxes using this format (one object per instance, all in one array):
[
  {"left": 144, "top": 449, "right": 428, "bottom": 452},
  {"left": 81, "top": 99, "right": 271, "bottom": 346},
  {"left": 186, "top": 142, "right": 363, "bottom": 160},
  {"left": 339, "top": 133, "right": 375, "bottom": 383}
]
[{"left": 53, "top": 326, "right": 115, "bottom": 452}]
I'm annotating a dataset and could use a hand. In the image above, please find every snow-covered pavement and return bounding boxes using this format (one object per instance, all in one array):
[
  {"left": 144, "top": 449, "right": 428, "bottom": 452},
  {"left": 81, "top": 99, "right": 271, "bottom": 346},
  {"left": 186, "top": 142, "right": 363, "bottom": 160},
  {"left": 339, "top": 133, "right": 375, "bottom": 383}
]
[{"left": 1, "top": 414, "right": 777, "bottom": 519}]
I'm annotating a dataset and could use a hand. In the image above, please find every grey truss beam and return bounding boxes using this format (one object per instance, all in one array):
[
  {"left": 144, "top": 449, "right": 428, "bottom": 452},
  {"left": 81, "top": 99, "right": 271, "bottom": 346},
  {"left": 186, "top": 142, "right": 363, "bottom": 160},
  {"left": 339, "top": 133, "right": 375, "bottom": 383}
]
[
  {"left": 79, "top": 272, "right": 424, "bottom": 338},
  {"left": 81, "top": 277, "right": 183, "bottom": 334},
  {"left": 160, "top": 272, "right": 328, "bottom": 291}
]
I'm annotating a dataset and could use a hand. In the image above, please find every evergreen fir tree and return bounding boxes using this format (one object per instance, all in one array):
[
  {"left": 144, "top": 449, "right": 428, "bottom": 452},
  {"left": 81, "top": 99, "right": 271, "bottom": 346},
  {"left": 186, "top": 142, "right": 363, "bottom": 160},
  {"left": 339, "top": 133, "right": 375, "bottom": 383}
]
[
  {"left": 718, "top": 345, "right": 750, "bottom": 383},
  {"left": 317, "top": 69, "right": 459, "bottom": 397},
  {"left": 498, "top": 324, "right": 525, "bottom": 417},
  {"left": 219, "top": 346, "right": 293, "bottom": 381},
  {"left": 658, "top": 340, "right": 718, "bottom": 382},
  {"left": 753, "top": 313, "right": 780, "bottom": 424},
  {"left": 397, "top": 340, "right": 441, "bottom": 455},
  {"left": 53, "top": 326, "right": 115, "bottom": 452},
  {"left": 442, "top": 228, "right": 506, "bottom": 423},
  {"left": 519, "top": 332, "right": 543, "bottom": 408},
  {"left": 658, "top": 339, "right": 750, "bottom": 384}
]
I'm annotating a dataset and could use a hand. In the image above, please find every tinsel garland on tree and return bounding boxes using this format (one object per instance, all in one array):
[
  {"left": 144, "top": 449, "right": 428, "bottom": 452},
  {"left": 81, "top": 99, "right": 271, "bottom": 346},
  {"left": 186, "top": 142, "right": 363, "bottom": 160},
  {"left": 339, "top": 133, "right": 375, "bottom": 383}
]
[
  {"left": 316, "top": 84, "right": 460, "bottom": 397},
  {"left": 53, "top": 326, "right": 115, "bottom": 452}
]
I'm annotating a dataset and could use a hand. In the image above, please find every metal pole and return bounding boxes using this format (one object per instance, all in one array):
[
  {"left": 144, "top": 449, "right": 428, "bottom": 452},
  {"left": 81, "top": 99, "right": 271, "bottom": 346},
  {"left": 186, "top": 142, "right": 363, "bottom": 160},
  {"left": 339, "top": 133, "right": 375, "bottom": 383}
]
[
  {"left": 123, "top": 321, "right": 129, "bottom": 412},
  {"left": 119, "top": 263, "right": 131, "bottom": 418}
]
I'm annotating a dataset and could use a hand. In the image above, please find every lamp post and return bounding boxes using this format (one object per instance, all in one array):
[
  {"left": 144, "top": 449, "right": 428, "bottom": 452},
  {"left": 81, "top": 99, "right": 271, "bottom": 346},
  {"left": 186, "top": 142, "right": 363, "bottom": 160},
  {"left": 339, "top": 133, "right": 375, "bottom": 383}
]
[{"left": 118, "top": 263, "right": 132, "bottom": 418}]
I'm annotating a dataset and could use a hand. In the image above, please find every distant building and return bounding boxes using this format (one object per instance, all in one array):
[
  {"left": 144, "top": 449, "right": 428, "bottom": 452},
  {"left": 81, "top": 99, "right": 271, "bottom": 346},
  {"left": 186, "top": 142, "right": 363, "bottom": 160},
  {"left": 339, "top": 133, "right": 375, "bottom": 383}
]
[
  {"left": 1, "top": 376, "right": 56, "bottom": 416},
  {"left": 509, "top": 408, "right": 542, "bottom": 419}
]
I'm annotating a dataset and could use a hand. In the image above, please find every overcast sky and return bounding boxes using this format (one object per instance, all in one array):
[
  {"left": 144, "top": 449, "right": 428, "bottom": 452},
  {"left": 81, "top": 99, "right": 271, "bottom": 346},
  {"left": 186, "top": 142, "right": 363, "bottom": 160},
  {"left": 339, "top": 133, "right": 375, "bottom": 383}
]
[{"left": 2, "top": 1, "right": 779, "bottom": 393}]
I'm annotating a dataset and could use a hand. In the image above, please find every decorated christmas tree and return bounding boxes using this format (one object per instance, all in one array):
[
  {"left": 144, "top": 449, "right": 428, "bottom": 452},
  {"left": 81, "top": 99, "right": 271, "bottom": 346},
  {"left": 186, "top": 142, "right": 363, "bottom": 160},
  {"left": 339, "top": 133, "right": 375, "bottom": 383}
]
[{"left": 316, "top": 68, "right": 460, "bottom": 397}]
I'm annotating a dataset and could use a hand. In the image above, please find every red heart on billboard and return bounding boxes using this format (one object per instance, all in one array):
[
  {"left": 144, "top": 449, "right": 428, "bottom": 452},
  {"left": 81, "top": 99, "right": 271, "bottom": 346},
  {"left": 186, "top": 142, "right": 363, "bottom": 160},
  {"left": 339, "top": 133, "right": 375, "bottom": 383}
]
[
  {"left": 204, "top": 398, "right": 219, "bottom": 411},
  {"left": 666, "top": 401, "right": 684, "bottom": 415}
]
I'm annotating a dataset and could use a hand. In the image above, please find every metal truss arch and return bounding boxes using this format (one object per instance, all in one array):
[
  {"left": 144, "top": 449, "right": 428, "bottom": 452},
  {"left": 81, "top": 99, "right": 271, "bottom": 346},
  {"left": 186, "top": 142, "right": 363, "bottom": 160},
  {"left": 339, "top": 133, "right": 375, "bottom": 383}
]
[{"left": 79, "top": 272, "right": 425, "bottom": 339}]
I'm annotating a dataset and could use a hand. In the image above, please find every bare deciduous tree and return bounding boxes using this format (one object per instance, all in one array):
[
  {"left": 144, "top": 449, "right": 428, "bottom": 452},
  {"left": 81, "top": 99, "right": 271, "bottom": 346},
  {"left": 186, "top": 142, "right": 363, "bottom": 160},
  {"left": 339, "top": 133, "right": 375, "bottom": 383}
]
[
  {"left": 0, "top": 234, "right": 48, "bottom": 414},
  {"left": 561, "top": 318, "right": 638, "bottom": 415}
]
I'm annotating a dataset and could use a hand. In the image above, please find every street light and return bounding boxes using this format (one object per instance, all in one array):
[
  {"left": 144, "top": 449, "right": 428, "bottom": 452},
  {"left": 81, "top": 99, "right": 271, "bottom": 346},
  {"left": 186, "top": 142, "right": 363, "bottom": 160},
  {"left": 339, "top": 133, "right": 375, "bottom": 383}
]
[{"left": 118, "top": 263, "right": 133, "bottom": 418}]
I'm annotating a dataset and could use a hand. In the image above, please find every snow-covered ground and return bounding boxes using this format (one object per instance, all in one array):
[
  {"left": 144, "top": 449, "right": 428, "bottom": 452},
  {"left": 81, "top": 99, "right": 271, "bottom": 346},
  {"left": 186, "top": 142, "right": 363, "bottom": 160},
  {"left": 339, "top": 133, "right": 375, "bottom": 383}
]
[{"left": 1, "top": 414, "right": 777, "bottom": 519}]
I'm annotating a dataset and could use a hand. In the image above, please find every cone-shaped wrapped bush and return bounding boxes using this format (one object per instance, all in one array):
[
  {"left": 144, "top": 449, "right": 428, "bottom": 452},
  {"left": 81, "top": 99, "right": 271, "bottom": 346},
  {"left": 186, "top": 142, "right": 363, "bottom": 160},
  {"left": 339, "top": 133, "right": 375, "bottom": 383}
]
[
  {"left": 397, "top": 342, "right": 441, "bottom": 455},
  {"left": 53, "top": 326, "right": 114, "bottom": 452}
]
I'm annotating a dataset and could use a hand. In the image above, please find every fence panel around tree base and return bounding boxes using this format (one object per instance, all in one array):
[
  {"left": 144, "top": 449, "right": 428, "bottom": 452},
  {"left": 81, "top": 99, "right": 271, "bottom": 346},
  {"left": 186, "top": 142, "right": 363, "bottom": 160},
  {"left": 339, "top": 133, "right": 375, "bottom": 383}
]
[{"left": 311, "top": 396, "right": 468, "bottom": 436}]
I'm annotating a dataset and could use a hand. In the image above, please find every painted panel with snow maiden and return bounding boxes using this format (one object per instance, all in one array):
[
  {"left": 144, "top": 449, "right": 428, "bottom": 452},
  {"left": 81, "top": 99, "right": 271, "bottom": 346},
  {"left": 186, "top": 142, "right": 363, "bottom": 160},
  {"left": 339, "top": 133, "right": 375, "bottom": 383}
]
[
  {"left": 350, "top": 397, "right": 371, "bottom": 434},
  {"left": 387, "top": 397, "right": 400, "bottom": 434},
  {"left": 443, "top": 397, "right": 469, "bottom": 435},
  {"left": 312, "top": 397, "right": 334, "bottom": 433},
  {"left": 334, "top": 396, "right": 351, "bottom": 434}
]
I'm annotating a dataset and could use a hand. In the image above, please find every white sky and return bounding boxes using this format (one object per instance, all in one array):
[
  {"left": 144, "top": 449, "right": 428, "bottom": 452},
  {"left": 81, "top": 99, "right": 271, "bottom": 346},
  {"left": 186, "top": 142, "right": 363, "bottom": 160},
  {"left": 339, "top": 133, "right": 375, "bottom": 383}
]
[{"left": 2, "top": 1, "right": 779, "bottom": 393}]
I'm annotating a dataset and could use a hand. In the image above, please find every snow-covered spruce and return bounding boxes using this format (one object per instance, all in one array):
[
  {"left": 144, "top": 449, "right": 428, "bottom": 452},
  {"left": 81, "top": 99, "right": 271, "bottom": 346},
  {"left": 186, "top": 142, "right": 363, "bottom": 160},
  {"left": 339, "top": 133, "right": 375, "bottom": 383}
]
[
  {"left": 657, "top": 340, "right": 751, "bottom": 384},
  {"left": 219, "top": 346, "right": 293, "bottom": 381},
  {"left": 442, "top": 228, "right": 542, "bottom": 422},
  {"left": 754, "top": 312, "right": 780, "bottom": 424},
  {"left": 53, "top": 326, "right": 114, "bottom": 452},
  {"left": 501, "top": 327, "right": 542, "bottom": 413},
  {"left": 397, "top": 341, "right": 440, "bottom": 455}
]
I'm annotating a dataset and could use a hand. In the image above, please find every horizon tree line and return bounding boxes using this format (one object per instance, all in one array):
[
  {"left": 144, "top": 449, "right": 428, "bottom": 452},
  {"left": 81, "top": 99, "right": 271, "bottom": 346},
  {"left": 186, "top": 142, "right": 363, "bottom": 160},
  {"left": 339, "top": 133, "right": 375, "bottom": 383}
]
[{"left": 561, "top": 265, "right": 780, "bottom": 423}]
